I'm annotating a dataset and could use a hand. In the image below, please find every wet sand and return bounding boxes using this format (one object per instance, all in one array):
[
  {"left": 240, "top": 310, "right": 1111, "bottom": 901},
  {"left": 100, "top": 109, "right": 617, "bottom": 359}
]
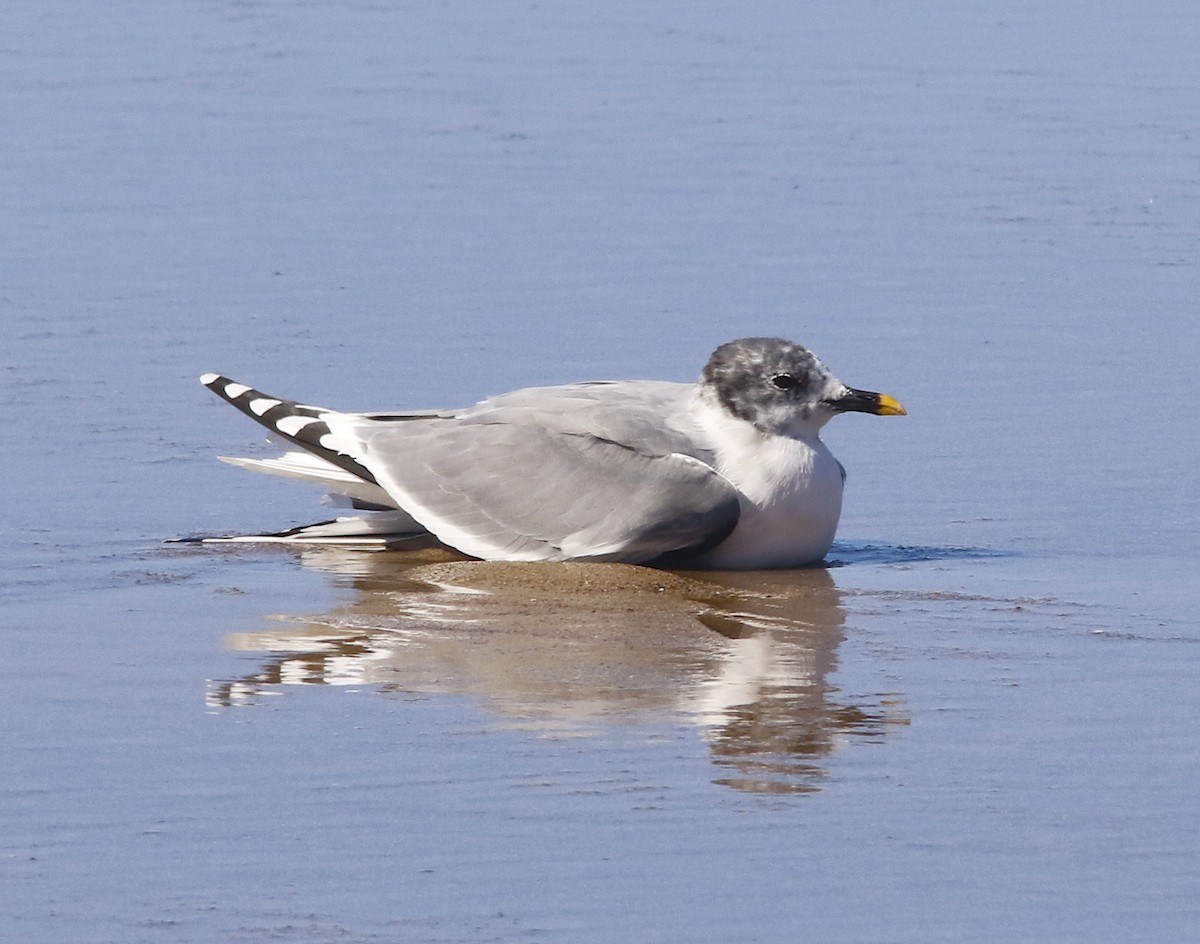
[{"left": 212, "top": 554, "right": 905, "bottom": 794}]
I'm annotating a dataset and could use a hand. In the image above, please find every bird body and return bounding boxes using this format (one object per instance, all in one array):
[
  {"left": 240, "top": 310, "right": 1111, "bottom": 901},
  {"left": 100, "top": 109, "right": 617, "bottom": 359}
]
[{"left": 200, "top": 338, "right": 903, "bottom": 569}]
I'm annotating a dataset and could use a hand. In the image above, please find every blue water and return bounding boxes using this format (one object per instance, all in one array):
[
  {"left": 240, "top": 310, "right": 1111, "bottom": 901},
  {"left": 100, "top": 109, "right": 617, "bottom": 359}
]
[{"left": 3, "top": 1, "right": 1199, "bottom": 941}]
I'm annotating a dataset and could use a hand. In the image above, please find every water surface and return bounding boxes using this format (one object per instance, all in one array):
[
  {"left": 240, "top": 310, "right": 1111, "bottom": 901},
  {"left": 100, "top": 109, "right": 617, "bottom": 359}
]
[{"left": 3, "top": 1, "right": 1199, "bottom": 942}]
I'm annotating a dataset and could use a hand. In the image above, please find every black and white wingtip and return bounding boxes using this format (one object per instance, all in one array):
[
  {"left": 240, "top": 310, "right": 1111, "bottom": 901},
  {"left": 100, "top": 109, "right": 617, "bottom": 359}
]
[{"left": 200, "top": 372, "right": 379, "bottom": 486}]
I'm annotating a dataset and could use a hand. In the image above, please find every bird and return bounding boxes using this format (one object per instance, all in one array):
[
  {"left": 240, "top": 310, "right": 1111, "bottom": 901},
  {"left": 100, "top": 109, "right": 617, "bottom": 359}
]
[{"left": 198, "top": 337, "right": 904, "bottom": 569}]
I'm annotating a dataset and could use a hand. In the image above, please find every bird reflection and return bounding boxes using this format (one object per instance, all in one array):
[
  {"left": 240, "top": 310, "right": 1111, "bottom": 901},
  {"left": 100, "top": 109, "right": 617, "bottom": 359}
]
[{"left": 209, "top": 548, "right": 908, "bottom": 794}]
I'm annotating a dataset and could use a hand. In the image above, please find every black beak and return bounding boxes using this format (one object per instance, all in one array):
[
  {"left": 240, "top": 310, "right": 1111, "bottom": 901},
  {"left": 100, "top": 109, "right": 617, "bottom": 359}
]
[{"left": 827, "top": 387, "right": 907, "bottom": 416}]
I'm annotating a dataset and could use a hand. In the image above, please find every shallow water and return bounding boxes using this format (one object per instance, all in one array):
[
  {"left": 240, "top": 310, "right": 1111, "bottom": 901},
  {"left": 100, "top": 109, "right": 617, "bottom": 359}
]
[{"left": 4, "top": 1, "right": 1200, "bottom": 941}]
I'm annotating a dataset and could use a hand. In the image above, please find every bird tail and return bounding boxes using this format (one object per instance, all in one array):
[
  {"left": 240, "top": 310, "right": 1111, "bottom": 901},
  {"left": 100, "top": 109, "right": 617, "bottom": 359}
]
[
  {"left": 200, "top": 373, "right": 379, "bottom": 487},
  {"left": 216, "top": 451, "right": 400, "bottom": 511},
  {"left": 198, "top": 373, "right": 428, "bottom": 542}
]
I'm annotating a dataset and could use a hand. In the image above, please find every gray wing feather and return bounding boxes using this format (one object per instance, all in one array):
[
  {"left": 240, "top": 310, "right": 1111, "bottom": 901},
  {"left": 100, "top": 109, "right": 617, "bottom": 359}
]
[
  {"left": 348, "top": 402, "right": 738, "bottom": 563},
  {"left": 460, "top": 382, "right": 708, "bottom": 458}
]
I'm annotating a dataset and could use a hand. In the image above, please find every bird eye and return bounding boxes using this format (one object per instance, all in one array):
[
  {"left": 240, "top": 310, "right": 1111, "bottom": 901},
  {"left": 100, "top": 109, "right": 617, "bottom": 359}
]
[{"left": 771, "top": 373, "right": 799, "bottom": 391}]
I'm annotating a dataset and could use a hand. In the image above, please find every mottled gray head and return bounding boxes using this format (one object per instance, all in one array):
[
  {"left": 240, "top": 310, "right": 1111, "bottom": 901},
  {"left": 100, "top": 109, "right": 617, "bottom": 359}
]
[{"left": 700, "top": 337, "right": 905, "bottom": 435}]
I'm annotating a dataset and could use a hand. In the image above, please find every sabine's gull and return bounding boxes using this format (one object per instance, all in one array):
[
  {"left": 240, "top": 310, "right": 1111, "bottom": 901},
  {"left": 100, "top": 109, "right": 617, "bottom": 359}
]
[{"left": 198, "top": 337, "right": 905, "bottom": 569}]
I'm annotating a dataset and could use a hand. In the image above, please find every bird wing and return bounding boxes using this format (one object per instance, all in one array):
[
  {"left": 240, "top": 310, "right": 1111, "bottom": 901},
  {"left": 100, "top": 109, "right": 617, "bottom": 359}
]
[
  {"left": 202, "top": 373, "right": 739, "bottom": 563},
  {"left": 346, "top": 413, "right": 740, "bottom": 563}
]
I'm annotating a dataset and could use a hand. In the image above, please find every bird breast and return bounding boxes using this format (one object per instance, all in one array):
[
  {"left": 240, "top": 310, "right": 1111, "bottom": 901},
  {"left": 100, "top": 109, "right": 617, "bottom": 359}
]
[{"left": 689, "top": 399, "right": 845, "bottom": 568}]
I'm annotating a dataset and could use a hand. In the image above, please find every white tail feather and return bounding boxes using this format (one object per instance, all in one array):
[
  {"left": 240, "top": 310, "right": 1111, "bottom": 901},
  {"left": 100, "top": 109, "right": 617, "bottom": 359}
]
[{"left": 218, "top": 451, "right": 400, "bottom": 510}]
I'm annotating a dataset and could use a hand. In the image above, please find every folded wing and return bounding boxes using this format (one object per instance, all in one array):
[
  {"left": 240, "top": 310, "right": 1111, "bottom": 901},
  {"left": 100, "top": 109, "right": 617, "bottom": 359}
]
[
  {"left": 349, "top": 415, "right": 740, "bottom": 563},
  {"left": 202, "top": 374, "right": 740, "bottom": 563}
]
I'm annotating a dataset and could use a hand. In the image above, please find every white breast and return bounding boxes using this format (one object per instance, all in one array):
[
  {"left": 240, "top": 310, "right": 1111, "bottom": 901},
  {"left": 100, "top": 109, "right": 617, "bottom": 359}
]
[{"left": 688, "top": 397, "right": 844, "bottom": 569}]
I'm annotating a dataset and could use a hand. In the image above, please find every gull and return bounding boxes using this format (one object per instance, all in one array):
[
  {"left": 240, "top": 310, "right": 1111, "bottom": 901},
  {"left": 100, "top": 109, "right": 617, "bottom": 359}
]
[{"left": 199, "top": 337, "right": 904, "bottom": 569}]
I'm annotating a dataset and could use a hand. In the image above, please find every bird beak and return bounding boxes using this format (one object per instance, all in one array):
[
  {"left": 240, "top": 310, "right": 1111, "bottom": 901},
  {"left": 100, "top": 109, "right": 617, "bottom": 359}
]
[{"left": 828, "top": 387, "right": 907, "bottom": 416}]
